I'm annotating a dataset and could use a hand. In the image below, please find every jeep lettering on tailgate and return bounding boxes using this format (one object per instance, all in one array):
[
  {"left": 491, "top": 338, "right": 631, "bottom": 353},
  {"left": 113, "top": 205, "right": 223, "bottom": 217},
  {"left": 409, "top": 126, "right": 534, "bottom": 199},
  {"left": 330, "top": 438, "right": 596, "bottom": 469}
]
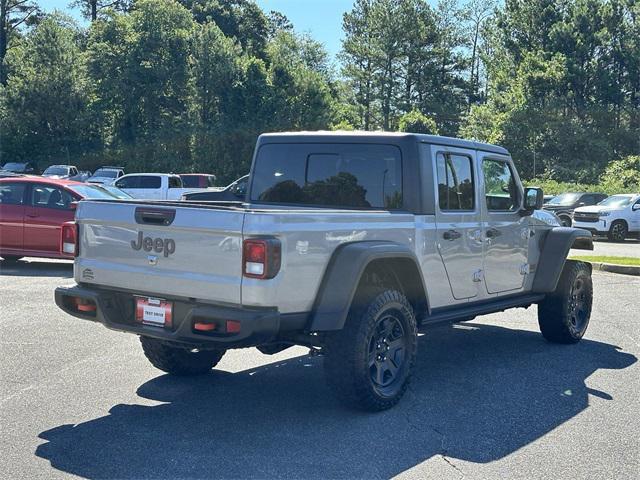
[{"left": 131, "top": 231, "right": 176, "bottom": 257}]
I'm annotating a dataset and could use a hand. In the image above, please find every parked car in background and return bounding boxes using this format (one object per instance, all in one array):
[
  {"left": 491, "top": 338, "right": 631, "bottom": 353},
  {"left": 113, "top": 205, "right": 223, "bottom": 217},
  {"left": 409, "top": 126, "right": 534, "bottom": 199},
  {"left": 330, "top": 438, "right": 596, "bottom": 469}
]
[
  {"left": 1, "top": 162, "right": 38, "bottom": 174},
  {"left": 543, "top": 194, "right": 556, "bottom": 203},
  {"left": 573, "top": 193, "right": 640, "bottom": 241},
  {"left": 87, "top": 166, "right": 125, "bottom": 185},
  {"left": 179, "top": 174, "right": 217, "bottom": 188},
  {"left": 114, "top": 173, "right": 209, "bottom": 200},
  {"left": 42, "top": 165, "right": 91, "bottom": 182},
  {"left": 181, "top": 174, "right": 248, "bottom": 202},
  {"left": 0, "top": 171, "right": 25, "bottom": 178},
  {"left": 0, "top": 177, "right": 121, "bottom": 261},
  {"left": 542, "top": 192, "right": 607, "bottom": 226}
]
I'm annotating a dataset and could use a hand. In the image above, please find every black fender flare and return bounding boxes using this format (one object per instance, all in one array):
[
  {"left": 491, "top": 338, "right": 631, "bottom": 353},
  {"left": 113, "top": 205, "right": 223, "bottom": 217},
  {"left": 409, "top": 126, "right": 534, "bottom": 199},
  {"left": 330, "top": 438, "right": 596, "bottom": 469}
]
[
  {"left": 308, "top": 241, "right": 426, "bottom": 331},
  {"left": 532, "top": 227, "right": 593, "bottom": 293}
]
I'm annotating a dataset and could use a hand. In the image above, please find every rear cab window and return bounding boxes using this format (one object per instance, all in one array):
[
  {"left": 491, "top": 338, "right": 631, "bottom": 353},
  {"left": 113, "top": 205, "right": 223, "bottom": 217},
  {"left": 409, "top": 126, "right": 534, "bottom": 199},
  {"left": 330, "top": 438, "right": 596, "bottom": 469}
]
[{"left": 250, "top": 144, "right": 403, "bottom": 209}]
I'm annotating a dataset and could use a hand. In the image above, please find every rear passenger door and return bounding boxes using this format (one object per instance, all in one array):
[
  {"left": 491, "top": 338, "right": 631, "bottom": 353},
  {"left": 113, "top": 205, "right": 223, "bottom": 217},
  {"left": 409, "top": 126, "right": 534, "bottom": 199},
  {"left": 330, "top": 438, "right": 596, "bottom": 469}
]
[
  {"left": 434, "top": 149, "right": 483, "bottom": 300},
  {"left": 480, "top": 156, "right": 529, "bottom": 294}
]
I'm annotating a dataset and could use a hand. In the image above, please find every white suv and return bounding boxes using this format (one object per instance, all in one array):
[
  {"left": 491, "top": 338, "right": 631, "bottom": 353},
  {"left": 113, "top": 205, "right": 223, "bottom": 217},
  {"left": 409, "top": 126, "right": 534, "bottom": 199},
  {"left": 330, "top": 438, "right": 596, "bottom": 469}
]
[{"left": 573, "top": 193, "right": 640, "bottom": 241}]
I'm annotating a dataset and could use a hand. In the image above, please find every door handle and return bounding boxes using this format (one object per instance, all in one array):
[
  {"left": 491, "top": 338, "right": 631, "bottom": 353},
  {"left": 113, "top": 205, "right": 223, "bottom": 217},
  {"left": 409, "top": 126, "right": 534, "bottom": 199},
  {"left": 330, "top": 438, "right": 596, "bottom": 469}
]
[
  {"left": 486, "top": 228, "right": 501, "bottom": 238},
  {"left": 26, "top": 214, "right": 39, "bottom": 218},
  {"left": 443, "top": 229, "right": 462, "bottom": 240}
]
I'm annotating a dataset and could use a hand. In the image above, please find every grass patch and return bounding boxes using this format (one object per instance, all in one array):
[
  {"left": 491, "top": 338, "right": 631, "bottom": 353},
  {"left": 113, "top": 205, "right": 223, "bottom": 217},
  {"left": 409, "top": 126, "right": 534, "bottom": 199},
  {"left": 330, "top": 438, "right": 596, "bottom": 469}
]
[{"left": 570, "top": 256, "right": 640, "bottom": 266}]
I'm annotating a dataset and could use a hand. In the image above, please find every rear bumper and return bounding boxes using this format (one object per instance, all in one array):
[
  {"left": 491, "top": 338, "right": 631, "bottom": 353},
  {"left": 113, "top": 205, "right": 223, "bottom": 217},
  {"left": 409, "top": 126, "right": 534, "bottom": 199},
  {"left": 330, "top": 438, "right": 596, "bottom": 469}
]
[{"left": 55, "top": 284, "right": 288, "bottom": 349}]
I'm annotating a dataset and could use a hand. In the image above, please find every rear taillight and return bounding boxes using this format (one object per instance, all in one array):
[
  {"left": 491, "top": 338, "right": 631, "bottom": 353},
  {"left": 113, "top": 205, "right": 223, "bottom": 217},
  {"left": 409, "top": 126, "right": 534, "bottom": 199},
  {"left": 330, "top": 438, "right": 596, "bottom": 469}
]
[
  {"left": 242, "top": 238, "right": 281, "bottom": 279},
  {"left": 61, "top": 222, "right": 78, "bottom": 256}
]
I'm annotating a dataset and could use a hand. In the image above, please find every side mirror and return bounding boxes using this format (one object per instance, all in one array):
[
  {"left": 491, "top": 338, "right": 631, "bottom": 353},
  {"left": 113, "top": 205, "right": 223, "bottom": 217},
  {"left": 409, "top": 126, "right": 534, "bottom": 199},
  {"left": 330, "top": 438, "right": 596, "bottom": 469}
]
[
  {"left": 578, "top": 202, "right": 585, "bottom": 206},
  {"left": 69, "top": 201, "right": 78, "bottom": 211},
  {"left": 632, "top": 203, "right": 640, "bottom": 212},
  {"left": 522, "top": 187, "right": 544, "bottom": 215}
]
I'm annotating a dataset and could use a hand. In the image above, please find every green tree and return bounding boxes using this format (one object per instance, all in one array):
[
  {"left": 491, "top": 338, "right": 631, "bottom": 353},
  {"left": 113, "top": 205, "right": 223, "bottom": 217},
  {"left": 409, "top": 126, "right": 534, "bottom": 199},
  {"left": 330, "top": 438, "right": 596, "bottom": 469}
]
[
  {"left": 341, "top": 0, "right": 468, "bottom": 133},
  {"left": 398, "top": 109, "right": 439, "bottom": 134},
  {"left": 599, "top": 156, "right": 640, "bottom": 193},
  {"left": 462, "top": 0, "right": 640, "bottom": 183},
  {"left": 0, "top": 14, "right": 93, "bottom": 166},
  {"left": 178, "top": 0, "right": 269, "bottom": 58},
  {"left": 341, "top": 0, "right": 377, "bottom": 130},
  {"left": 71, "top": 0, "right": 131, "bottom": 22},
  {"left": 0, "top": 0, "right": 42, "bottom": 84},
  {"left": 88, "top": 0, "right": 195, "bottom": 171}
]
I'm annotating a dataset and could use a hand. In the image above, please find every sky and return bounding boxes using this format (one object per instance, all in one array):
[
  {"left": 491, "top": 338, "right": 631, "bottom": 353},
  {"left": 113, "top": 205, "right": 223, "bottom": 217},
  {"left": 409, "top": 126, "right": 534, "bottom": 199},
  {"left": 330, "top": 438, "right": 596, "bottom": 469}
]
[{"left": 40, "top": 0, "right": 351, "bottom": 59}]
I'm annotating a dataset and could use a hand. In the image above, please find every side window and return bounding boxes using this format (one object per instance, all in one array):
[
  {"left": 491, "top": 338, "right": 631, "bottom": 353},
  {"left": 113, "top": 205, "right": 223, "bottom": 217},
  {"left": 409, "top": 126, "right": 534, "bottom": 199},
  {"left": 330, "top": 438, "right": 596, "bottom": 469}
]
[
  {"left": 436, "top": 153, "right": 475, "bottom": 211},
  {"left": 115, "top": 176, "right": 139, "bottom": 189},
  {"left": 207, "top": 176, "right": 216, "bottom": 187},
  {"left": 31, "top": 185, "right": 75, "bottom": 210},
  {"left": 168, "top": 176, "right": 182, "bottom": 188},
  {"left": 483, "top": 159, "right": 519, "bottom": 211},
  {"left": 0, "top": 183, "right": 27, "bottom": 205},
  {"left": 140, "top": 176, "right": 161, "bottom": 189},
  {"left": 581, "top": 194, "right": 595, "bottom": 205},
  {"left": 70, "top": 167, "right": 78, "bottom": 176}
]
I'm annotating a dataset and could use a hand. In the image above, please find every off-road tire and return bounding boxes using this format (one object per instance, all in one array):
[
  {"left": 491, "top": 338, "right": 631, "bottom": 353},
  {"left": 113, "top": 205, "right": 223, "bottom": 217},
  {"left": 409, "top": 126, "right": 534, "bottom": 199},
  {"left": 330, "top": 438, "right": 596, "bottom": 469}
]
[
  {"left": 607, "top": 220, "right": 628, "bottom": 242},
  {"left": 140, "top": 336, "right": 225, "bottom": 375},
  {"left": 323, "top": 289, "right": 417, "bottom": 411},
  {"left": 1, "top": 255, "right": 23, "bottom": 262},
  {"left": 538, "top": 261, "right": 592, "bottom": 344}
]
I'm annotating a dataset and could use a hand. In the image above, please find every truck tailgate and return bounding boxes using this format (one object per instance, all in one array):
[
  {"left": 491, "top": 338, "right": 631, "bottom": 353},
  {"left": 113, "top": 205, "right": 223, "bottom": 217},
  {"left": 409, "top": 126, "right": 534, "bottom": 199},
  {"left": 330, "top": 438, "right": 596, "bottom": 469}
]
[{"left": 74, "top": 200, "right": 245, "bottom": 304}]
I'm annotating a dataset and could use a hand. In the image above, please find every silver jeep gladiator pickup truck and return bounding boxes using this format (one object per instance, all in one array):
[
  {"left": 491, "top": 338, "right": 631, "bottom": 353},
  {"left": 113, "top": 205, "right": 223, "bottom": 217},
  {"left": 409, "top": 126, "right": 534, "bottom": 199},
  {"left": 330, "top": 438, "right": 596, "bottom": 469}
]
[{"left": 56, "top": 132, "right": 594, "bottom": 411}]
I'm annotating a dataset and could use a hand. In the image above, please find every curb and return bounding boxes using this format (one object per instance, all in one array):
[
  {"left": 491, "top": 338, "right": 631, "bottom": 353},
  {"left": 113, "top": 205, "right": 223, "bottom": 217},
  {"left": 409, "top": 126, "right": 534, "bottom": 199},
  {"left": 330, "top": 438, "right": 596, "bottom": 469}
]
[{"left": 589, "top": 262, "right": 640, "bottom": 276}]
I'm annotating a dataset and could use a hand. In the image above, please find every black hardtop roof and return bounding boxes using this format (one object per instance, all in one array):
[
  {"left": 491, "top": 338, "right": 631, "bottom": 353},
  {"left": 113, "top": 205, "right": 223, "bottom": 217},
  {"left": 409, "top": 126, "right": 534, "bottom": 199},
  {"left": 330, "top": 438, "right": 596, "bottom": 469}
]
[{"left": 258, "top": 131, "right": 510, "bottom": 156}]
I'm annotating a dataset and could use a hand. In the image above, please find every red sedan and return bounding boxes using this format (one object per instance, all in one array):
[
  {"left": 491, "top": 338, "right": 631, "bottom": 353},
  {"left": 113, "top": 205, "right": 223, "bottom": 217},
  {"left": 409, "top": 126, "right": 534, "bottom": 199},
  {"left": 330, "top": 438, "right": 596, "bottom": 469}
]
[{"left": 0, "top": 177, "right": 119, "bottom": 261}]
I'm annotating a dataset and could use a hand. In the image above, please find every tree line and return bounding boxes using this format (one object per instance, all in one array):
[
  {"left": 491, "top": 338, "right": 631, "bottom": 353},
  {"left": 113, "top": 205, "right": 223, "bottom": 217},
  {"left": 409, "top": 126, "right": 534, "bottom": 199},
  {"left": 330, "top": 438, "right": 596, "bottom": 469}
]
[{"left": 0, "top": 0, "right": 638, "bottom": 189}]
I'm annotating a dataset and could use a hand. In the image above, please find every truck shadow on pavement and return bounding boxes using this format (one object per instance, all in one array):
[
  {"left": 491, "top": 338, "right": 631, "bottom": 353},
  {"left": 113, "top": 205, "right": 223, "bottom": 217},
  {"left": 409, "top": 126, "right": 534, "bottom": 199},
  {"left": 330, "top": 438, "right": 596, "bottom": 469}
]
[
  {"left": 36, "top": 323, "right": 636, "bottom": 479},
  {"left": 0, "top": 259, "right": 73, "bottom": 278}
]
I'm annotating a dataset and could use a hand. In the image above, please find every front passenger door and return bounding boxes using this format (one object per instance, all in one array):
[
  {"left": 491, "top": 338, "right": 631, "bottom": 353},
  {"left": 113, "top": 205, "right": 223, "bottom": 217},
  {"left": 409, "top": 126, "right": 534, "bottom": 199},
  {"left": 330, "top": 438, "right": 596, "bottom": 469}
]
[
  {"left": 24, "top": 184, "right": 76, "bottom": 253},
  {"left": 481, "top": 157, "right": 529, "bottom": 294}
]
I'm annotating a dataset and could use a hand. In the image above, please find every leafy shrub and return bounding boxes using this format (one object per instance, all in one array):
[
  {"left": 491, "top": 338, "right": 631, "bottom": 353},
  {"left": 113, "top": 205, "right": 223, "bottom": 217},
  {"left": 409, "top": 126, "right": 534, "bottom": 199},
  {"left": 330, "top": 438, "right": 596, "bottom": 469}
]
[{"left": 398, "top": 110, "right": 439, "bottom": 135}]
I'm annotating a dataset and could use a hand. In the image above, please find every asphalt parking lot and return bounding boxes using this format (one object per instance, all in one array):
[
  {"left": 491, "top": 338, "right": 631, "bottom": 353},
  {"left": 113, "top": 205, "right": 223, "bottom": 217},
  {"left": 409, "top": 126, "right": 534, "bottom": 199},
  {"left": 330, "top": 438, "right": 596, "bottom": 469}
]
[{"left": 1, "top": 259, "right": 639, "bottom": 479}]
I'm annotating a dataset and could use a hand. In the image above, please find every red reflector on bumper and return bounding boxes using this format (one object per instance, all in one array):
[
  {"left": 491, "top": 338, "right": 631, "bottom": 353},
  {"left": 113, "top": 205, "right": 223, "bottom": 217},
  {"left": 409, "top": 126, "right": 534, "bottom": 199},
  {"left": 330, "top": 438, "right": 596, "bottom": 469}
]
[
  {"left": 74, "top": 298, "right": 96, "bottom": 312},
  {"left": 226, "top": 320, "right": 241, "bottom": 333},
  {"left": 194, "top": 322, "right": 216, "bottom": 332}
]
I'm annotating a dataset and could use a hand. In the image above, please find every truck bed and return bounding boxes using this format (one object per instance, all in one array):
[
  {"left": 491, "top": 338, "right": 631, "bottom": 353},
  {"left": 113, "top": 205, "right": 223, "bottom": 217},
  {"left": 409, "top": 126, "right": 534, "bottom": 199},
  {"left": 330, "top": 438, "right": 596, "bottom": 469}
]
[{"left": 73, "top": 199, "right": 417, "bottom": 312}]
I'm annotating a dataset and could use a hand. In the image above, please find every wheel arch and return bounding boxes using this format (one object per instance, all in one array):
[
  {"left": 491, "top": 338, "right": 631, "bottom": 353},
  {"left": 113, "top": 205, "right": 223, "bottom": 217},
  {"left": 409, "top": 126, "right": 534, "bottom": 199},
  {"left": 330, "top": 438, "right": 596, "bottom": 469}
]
[
  {"left": 308, "top": 241, "right": 428, "bottom": 331},
  {"left": 610, "top": 218, "right": 629, "bottom": 228},
  {"left": 532, "top": 227, "right": 593, "bottom": 293}
]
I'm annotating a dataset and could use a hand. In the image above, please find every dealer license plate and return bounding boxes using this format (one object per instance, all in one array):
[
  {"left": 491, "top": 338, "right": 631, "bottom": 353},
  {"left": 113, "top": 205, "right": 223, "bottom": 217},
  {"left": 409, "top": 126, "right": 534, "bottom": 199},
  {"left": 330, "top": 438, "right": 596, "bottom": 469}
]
[{"left": 135, "top": 297, "right": 172, "bottom": 327}]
